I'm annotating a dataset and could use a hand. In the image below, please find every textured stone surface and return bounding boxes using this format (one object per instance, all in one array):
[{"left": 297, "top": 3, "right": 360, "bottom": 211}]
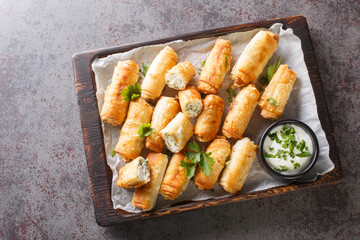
[{"left": 0, "top": 0, "right": 359, "bottom": 239}]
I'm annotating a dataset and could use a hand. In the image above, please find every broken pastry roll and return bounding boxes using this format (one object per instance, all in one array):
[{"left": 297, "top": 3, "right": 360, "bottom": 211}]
[
  {"left": 165, "top": 61, "right": 195, "bottom": 90},
  {"left": 160, "top": 112, "right": 194, "bottom": 153},
  {"left": 146, "top": 96, "right": 180, "bottom": 152},
  {"left": 178, "top": 86, "right": 203, "bottom": 118},
  {"left": 114, "top": 98, "right": 153, "bottom": 161},
  {"left": 258, "top": 64, "right": 297, "bottom": 120},
  {"left": 160, "top": 152, "right": 190, "bottom": 200},
  {"left": 117, "top": 156, "right": 150, "bottom": 188},
  {"left": 231, "top": 30, "right": 279, "bottom": 87},
  {"left": 198, "top": 39, "right": 232, "bottom": 94},
  {"left": 222, "top": 84, "right": 260, "bottom": 139},
  {"left": 141, "top": 46, "right": 178, "bottom": 100},
  {"left": 132, "top": 153, "right": 168, "bottom": 211},
  {"left": 100, "top": 60, "right": 139, "bottom": 126},
  {"left": 194, "top": 95, "right": 225, "bottom": 142},
  {"left": 194, "top": 138, "right": 231, "bottom": 191},
  {"left": 219, "top": 138, "right": 257, "bottom": 194}
]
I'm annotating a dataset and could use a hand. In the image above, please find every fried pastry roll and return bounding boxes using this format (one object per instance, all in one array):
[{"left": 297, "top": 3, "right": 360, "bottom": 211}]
[
  {"left": 100, "top": 60, "right": 138, "bottom": 126},
  {"left": 165, "top": 61, "right": 195, "bottom": 90},
  {"left": 141, "top": 46, "right": 178, "bottom": 100},
  {"left": 117, "top": 157, "right": 150, "bottom": 188},
  {"left": 231, "top": 30, "right": 279, "bottom": 87},
  {"left": 146, "top": 97, "right": 180, "bottom": 152},
  {"left": 194, "top": 95, "right": 225, "bottom": 142},
  {"left": 197, "top": 39, "right": 232, "bottom": 94},
  {"left": 178, "top": 86, "right": 203, "bottom": 118},
  {"left": 219, "top": 138, "right": 257, "bottom": 194},
  {"left": 160, "top": 152, "right": 190, "bottom": 200},
  {"left": 160, "top": 112, "right": 194, "bottom": 153},
  {"left": 258, "top": 64, "right": 297, "bottom": 120},
  {"left": 132, "top": 153, "right": 168, "bottom": 211},
  {"left": 114, "top": 98, "right": 153, "bottom": 161},
  {"left": 222, "top": 84, "right": 260, "bottom": 139},
  {"left": 194, "top": 138, "right": 231, "bottom": 191}
]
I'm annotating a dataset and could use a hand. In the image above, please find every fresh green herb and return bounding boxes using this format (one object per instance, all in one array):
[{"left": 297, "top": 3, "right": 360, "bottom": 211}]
[
  {"left": 224, "top": 55, "right": 229, "bottom": 68},
  {"left": 296, "top": 140, "right": 306, "bottom": 152},
  {"left": 198, "top": 60, "right": 206, "bottom": 75},
  {"left": 267, "top": 56, "right": 281, "bottom": 81},
  {"left": 275, "top": 149, "right": 284, "bottom": 158},
  {"left": 264, "top": 152, "right": 276, "bottom": 158},
  {"left": 226, "top": 156, "right": 230, "bottom": 162},
  {"left": 295, "top": 152, "right": 312, "bottom": 158},
  {"left": 268, "top": 132, "right": 282, "bottom": 144},
  {"left": 209, "top": 188, "right": 215, "bottom": 192},
  {"left": 274, "top": 165, "right": 289, "bottom": 173},
  {"left": 267, "top": 97, "right": 279, "bottom": 106},
  {"left": 139, "top": 62, "right": 151, "bottom": 77},
  {"left": 293, "top": 162, "right": 300, "bottom": 169},
  {"left": 201, "top": 60, "right": 206, "bottom": 67},
  {"left": 111, "top": 148, "right": 116, "bottom": 157},
  {"left": 282, "top": 154, "right": 288, "bottom": 160},
  {"left": 228, "top": 96, "right": 233, "bottom": 104},
  {"left": 180, "top": 141, "right": 215, "bottom": 178},
  {"left": 273, "top": 118, "right": 277, "bottom": 122},
  {"left": 305, "top": 146, "right": 309, "bottom": 151},
  {"left": 121, "top": 82, "right": 141, "bottom": 101},
  {"left": 269, "top": 147, "right": 274, "bottom": 152},
  {"left": 138, "top": 123, "right": 154, "bottom": 138},
  {"left": 226, "top": 88, "right": 237, "bottom": 97},
  {"left": 259, "top": 76, "right": 269, "bottom": 86}
]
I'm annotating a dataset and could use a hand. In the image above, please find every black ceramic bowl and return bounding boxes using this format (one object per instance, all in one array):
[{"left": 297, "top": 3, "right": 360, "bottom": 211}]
[{"left": 258, "top": 119, "right": 319, "bottom": 180}]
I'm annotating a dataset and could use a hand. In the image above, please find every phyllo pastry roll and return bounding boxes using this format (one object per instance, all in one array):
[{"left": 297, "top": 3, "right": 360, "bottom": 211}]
[
  {"left": 146, "top": 96, "right": 180, "bottom": 152},
  {"left": 222, "top": 84, "right": 260, "bottom": 139},
  {"left": 165, "top": 61, "right": 195, "bottom": 90},
  {"left": 117, "top": 157, "right": 150, "bottom": 188},
  {"left": 100, "top": 60, "right": 139, "bottom": 126},
  {"left": 114, "top": 98, "right": 153, "bottom": 161},
  {"left": 194, "top": 138, "right": 231, "bottom": 191},
  {"left": 141, "top": 46, "right": 178, "bottom": 100},
  {"left": 160, "top": 112, "right": 194, "bottom": 153},
  {"left": 231, "top": 30, "right": 279, "bottom": 87},
  {"left": 132, "top": 153, "right": 168, "bottom": 211},
  {"left": 178, "top": 86, "right": 203, "bottom": 118},
  {"left": 197, "top": 39, "right": 232, "bottom": 94},
  {"left": 219, "top": 138, "right": 257, "bottom": 194},
  {"left": 194, "top": 95, "right": 225, "bottom": 142},
  {"left": 258, "top": 64, "right": 297, "bottom": 120},
  {"left": 160, "top": 152, "right": 190, "bottom": 200}
]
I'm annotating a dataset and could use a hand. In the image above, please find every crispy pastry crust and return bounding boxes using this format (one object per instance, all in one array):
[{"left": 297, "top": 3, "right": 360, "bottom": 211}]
[
  {"left": 178, "top": 86, "right": 203, "bottom": 118},
  {"left": 195, "top": 95, "right": 225, "bottom": 142},
  {"left": 219, "top": 138, "right": 257, "bottom": 194},
  {"left": 194, "top": 138, "right": 231, "bottom": 191},
  {"left": 141, "top": 46, "right": 178, "bottom": 100},
  {"left": 160, "top": 152, "right": 190, "bottom": 200},
  {"left": 145, "top": 97, "right": 180, "bottom": 152},
  {"left": 132, "top": 153, "right": 168, "bottom": 211},
  {"left": 222, "top": 84, "right": 260, "bottom": 139},
  {"left": 165, "top": 61, "right": 195, "bottom": 90},
  {"left": 231, "top": 30, "right": 279, "bottom": 87},
  {"left": 114, "top": 98, "right": 153, "bottom": 161},
  {"left": 198, "top": 39, "right": 232, "bottom": 94},
  {"left": 258, "top": 64, "right": 297, "bottom": 119},
  {"left": 100, "top": 60, "right": 139, "bottom": 126},
  {"left": 117, "top": 157, "right": 149, "bottom": 188}
]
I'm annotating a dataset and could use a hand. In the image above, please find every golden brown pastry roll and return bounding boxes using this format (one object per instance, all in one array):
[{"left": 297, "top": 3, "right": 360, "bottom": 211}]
[
  {"left": 146, "top": 96, "right": 180, "bottom": 152},
  {"left": 117, "top": 157, "right": 150, "bottom": 188},
  {"left": 114, "top": 98, "right": 153, "bottom": 161},
  {"left": 222, "top": 84, "right": 260, "bottom": 139},
  {"left": 141, "top": 46, "right": 178, "bottom": 100},
  {"left": 231, "top": 30, "right": 279, "bottom": 87},
  {"left": 178, "top": 86, "right": 203, "bottom": 118},
  {"left": 132, "top": 153, "right": 168, "bottom": 211},
  {"left": 194, "top": 138, "right": 231, "bottom": 191},
  {"left": 195, "top": 95, "right": 225, "bottom": 142},
  {"left": 197, "top": 39, "right": 232, "bottom": 94},
  {"left": 160, "top": 112, "right": 194, "bottom": 153},
  {"left": 100, "top": 60, "right": 138, "bottom": 126},
  {"left": 219, "top": 137, "right": 257, "bottom": 194},
  {"left": 160, "top": 152, "right": 190, "bottom": 200},
  {"left": 165, "top": 61, "right": 195, "bottom": 90},
  {"left": 258, "top": 64, "right": 297, "bottom": 120}
]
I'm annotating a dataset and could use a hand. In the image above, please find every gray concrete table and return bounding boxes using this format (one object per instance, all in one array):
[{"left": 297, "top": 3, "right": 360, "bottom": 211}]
[{"left": 1, "top": 1, "right": 359, "bottom": 239}]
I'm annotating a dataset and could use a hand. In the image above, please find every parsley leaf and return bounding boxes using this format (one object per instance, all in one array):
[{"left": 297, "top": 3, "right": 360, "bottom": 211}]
[
  {"left": 139, "top": 62, "right": 150, "bottom": 77},
  {"left": 180, "top": 161, "right": 197, "bottom": 178},
  {"left": 111, "top": 148, "right": 116, "bottom": 157},
  {"left": 226, "top": 87, "right": 237, "bottom": 97},
  {"left": 201, "top": 60, "right": 206, "bottom": 67},
  {"left": 267, "top": 56, "right": 281, "bottom": 81},
  {"left": 138, "top": 123, "right": 154, "bottom": 138},
  {"left": 199, "top": 152, "right": 215, "bottom": 176},
  {"left": 187, "top": 141, "right": 200, "bottom": 152},
  {"left": 295, "top": 152, "right": 312, "bottom": 157},
  {"left": 267, "top": 97, "right": 279, "bottom": 106},
  {"left": 121, "top": 82, "right": 141, "bottom": 101}
]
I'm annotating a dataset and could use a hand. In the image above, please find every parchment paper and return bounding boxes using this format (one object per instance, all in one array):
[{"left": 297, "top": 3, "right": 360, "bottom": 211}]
[{"left": 92, "top": 23, "right": 334, "bottom": 213}]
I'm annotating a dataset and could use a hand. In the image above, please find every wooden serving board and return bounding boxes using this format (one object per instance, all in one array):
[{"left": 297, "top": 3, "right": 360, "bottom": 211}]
[{"left": 72, "top": 15, "right": 343, "bottom": 226}]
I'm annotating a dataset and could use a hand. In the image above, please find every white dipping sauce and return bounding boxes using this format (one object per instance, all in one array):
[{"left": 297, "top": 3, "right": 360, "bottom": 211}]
[{"left": 263, "top": 124, "right": 313, "bottom": 175}]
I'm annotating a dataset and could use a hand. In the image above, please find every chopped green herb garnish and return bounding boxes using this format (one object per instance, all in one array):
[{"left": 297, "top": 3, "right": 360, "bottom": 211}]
[
  {"left": 209, "top": 188, "right": 215, "bottom": 192},
  {"left": 201, "top": 60, "right": 206, "bottom": 67},
  {"left": 121, "top": 82, "right": 141, "bottom": 101},
  {"left": 139, "top": 62, "right": 150, "bottom": 77},
  {"left": 293, "top": 162, "right": 300, "bottom": 169},
  {"left": 259, "top": 76, "right": 269, "bottom": 86},
  {"left": 274, "top": 165, "right": 289, "bottom": 173},
  {"left": 264, "top": 152, "right": 276, "bottom": 158},
  {"left": 224, "top": 55, "right": 229, "bottom": 68},
  {"left": 226, "top": 88, "right": 237, "bottom": 97},
  {"left": 295, "top": 152, "right": 312, "bottom": 158},
  {"left": 138, "top": 123, "right": 154, "bottom": 138},
  {"left": 269, "top": 147, "right": 274, "bottom": 152},
  {"left": 226, "top": 156, "right": 230, "bottom": 162},
  {"left": 267, "top": 97, "right": 279, "bottom": 106},
  {"left": 228, "top": 96, "right": 233, "bottom": 105},
  {"left": 268, "top": 132, "right": 282, "bottom": 143},
  {"left": 296, "top": 140, "right": 306, "bottom": 152},
  {"left": 111, "top": 148, "right": 116, "bottom": 157},
  {"left": 198, "top": 60, "right": 206, "bottom": 75}
]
